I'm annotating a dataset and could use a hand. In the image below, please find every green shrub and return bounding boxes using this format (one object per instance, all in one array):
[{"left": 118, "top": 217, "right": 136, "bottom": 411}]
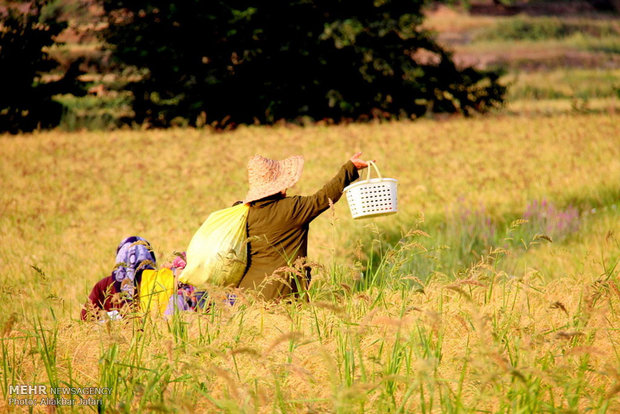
[
  {"left": 0, "top": 0, "right": 84, "bottom": 133},
  {"left": 477, "top": 17, "right": 619, "bottom": 41},
  {"left": 55, "top": 93, "right": 133, "bottom": 131}
]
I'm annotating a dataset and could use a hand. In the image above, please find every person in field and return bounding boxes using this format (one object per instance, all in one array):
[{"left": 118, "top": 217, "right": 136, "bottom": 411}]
[
  {"left": 238, "top": 152, "right": 369, "bottom": 300},
  {"left": 81, "top": 236, "right": 157, "bottom": 321},
  {"left": 163, "top": 253, "right": 210, "bottom": 315}
]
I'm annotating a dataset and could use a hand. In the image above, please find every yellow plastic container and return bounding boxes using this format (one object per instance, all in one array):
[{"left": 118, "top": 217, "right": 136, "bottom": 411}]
[{"left": 140, "top": 268, "right": 175, "bottom": 315}]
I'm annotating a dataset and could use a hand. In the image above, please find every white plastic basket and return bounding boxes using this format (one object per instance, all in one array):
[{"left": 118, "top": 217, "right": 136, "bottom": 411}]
[{"left": 343, "top": 161, "right": 398, "bottom": 219}]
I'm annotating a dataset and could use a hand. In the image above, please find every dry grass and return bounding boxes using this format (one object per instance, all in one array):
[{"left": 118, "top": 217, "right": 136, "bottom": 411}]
[
  {"left": 423, "top": 5, "right": 499, "bottom": 33},
  {"left": 0, "top": 108, "right": 619, "bottom": 412}
]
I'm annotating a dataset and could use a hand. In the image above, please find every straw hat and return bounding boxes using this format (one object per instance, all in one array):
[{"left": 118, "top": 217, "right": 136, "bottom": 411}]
[{"left": 244, "top": 155, "right": 304, "bottom": 203}]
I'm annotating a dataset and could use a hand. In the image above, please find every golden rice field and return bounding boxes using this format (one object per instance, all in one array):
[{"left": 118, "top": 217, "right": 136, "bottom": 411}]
[{"left": 0, "top": 102, "right": 619, "bottom": 412}]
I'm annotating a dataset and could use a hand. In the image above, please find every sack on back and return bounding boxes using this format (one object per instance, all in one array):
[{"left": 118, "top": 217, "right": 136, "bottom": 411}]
[{"left": 180, "top": 203, "right": 249, "bottom": 288}]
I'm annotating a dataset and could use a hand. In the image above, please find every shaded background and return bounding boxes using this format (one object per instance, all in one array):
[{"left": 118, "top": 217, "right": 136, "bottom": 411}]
[{"left": 2, "top": 0, "right": 619, "bottom": 133}]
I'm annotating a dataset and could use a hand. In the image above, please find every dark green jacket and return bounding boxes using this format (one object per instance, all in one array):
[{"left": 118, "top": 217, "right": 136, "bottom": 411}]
[{"left": 237, "top": 161, "right": 359, "bottom": 300}]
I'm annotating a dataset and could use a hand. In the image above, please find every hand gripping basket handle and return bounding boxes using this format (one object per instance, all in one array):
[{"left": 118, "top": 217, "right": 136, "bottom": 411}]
[{"left": 365, "top": 160, "right": 383, "bottom": 181}]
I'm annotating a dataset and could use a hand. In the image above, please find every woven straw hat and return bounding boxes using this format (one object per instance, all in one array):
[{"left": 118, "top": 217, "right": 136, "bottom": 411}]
[{"left": 244, "top": 155, "right": 304, "bottom": 203}]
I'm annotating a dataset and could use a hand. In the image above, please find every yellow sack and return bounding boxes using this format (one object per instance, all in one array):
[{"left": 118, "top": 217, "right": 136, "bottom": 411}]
[
  {"left": 180, "top": 203, "right": 249, "bottom": 288},
  {"left": 140, "top": 268, "right": 175, "bottom": 315}
]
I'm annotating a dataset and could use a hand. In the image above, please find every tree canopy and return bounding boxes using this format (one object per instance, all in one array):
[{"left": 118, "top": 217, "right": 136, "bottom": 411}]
[
  {"left": 0, "top": 0, "right": 83, "bottom": 133},
  {"left": 102, "top": 0, "right": 506, "bottom": 128}
]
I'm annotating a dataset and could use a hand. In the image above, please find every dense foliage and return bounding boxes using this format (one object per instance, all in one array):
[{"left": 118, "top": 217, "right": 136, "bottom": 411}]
[
  {"left": 0, "top": 0, "right": 83, "bottom": 134},
  {"left": 102, "top": 0, "right": 506, "bottom": 127}
]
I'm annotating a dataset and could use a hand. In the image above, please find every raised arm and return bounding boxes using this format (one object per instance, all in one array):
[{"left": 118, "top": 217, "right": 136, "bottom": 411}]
[{"left": 289, "top": 153, "right": 370, "bottom": 225}]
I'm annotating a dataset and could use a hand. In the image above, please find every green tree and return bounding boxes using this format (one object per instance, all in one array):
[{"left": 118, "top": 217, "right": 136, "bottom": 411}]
[
  {"left": 102, "top": 0, "right": 506, "bottom": 127},
  {"left": 0, "top": 0, "right": 84, "bottom": 134}
]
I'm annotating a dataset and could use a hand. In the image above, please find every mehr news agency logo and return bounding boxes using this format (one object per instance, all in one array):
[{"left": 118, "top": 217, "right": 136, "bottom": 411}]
[{"left": 8, "top": 384, "right": 111, "bottom": 407}]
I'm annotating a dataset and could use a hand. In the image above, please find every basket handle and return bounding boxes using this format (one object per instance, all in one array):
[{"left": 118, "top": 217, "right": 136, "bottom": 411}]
[{"left": 365, "top": 160, "right": 383, "bottom": 180}]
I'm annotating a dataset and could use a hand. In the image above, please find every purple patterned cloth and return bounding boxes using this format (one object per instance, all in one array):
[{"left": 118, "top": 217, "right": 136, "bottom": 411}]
[
  {"left": 164, "top": 284, "right": 206, "bottom": 316},
  {"left": 164, "top": 289, "right": 237, "bottom": 316},
  {"left": 113, "top": 236, "right": 156, "bottom": 299}
]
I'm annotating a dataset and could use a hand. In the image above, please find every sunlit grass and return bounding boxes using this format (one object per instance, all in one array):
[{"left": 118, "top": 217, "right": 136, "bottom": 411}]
[
  {"left": 505, "top": 69, "right": 620, "bottom": 100},
  {"left": 0, "top": 106, "right": 619, "bottom": 411},
  {"left": 2, "top": 4, "right": 620, "bottom": 410}
]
